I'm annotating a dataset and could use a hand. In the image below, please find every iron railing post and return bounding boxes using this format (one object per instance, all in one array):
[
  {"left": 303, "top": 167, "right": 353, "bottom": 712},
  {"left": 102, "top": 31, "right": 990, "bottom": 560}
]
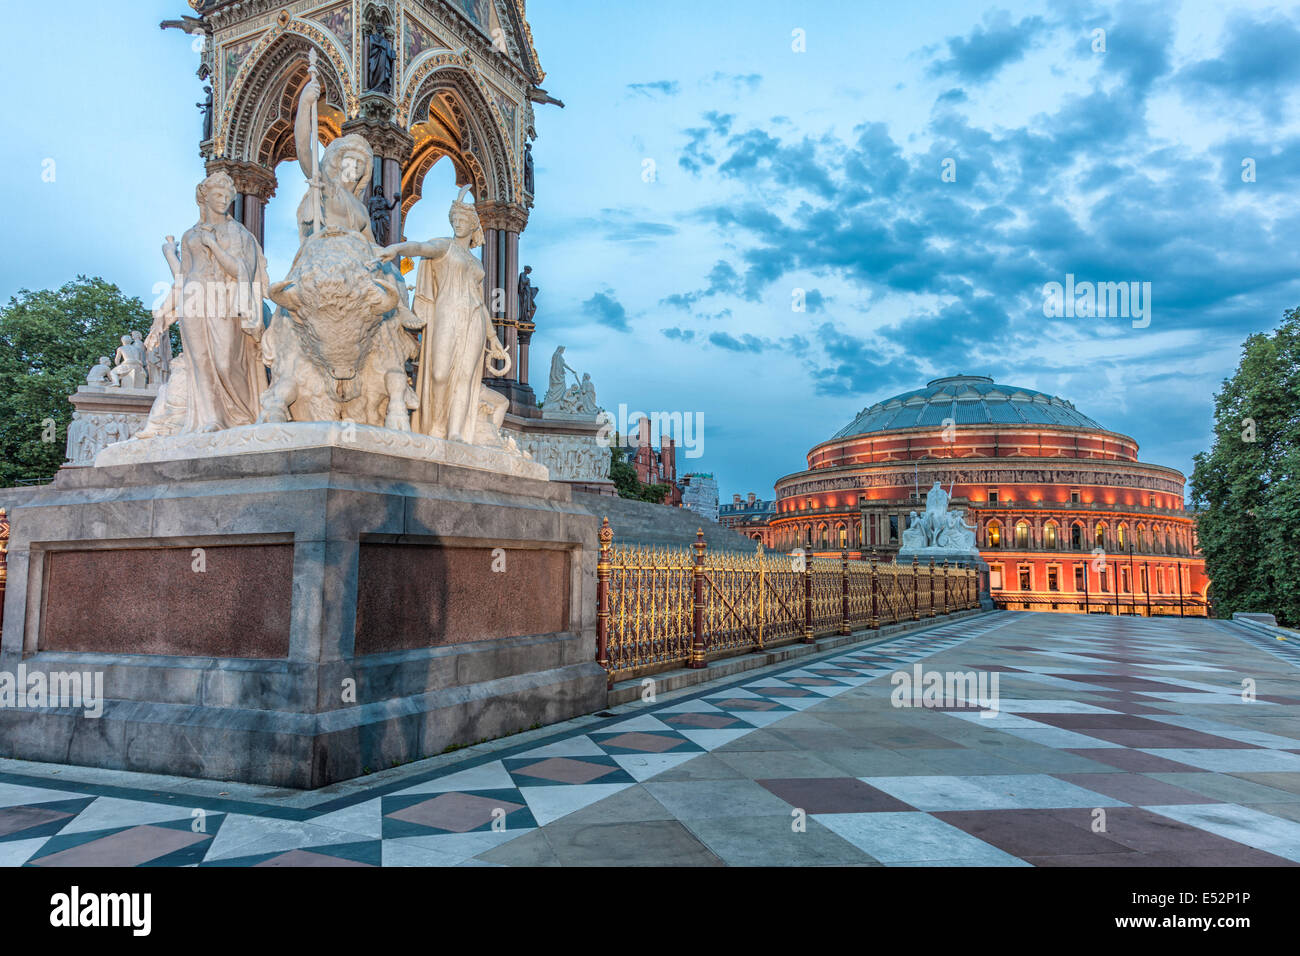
[
  {"left": 928, "top": 558, "right": 937, "bottom": 617},
  {"left": 840, "top": 549, "right": 851, "bottom": 635},
  {"left": 911, "top": 556, "right": 920, "bottom": 621},
  {"left": 691, "top": 529, "right": 707, "bottom": 668},
  {"left": 597, "top": 517, "right": 612, "bottom": 685},
  {"left": 870, "top": 549, "right": 880, "bottom": 629},
  {"left": 802, "top": 552, "right": 815, "bottom": 643}
]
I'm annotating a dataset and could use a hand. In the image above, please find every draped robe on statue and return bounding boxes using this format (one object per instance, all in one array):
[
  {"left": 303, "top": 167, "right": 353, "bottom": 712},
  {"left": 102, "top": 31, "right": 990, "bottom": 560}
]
[
  {"left": 177, "top": 219, "right": 267, "bottom": 431},
  {"left": 410, "top": 244, "right": 490, "bottom": 442}
]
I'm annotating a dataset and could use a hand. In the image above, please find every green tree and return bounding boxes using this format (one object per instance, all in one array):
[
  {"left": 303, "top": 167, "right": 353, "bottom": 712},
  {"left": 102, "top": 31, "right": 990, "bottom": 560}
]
[
  {"left": 609, "top": 446, "right": 672, "bottom": 504},
  {"left": 1190, "top": 307, "right": 1300, "bottom": 625},
  {"left": 0, "top": 276, "right": 154, "bottom": 487}
]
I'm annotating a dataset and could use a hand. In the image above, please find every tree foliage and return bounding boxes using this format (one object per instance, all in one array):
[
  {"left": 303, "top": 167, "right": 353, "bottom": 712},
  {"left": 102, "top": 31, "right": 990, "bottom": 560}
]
[
  {"left": 0, "top": 277, "right": 153, "bottom": 487},
  {"left": 609, "top": 446, "right": 672, "bottom": 504},
  {"left": 1190, "top": 307, "right": 1300, "bottom": 625}
]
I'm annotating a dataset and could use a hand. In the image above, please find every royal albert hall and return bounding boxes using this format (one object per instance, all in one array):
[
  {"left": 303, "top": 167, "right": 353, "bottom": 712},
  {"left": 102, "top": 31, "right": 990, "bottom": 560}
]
[{"left": 761, "top": 375, "right": 1211, "bottom": 616}]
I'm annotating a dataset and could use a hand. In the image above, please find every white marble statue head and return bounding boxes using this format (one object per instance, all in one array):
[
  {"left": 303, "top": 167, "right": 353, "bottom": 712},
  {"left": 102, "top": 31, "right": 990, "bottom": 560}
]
[
  {"left": 195, "top": 170, "right": 236, "bottom": 218},
  {"left": 448, "top": 185, "right": 485, "bottom": 248},
  {"left": 321, "top": 134, "right": 374, "bottom": 199}
]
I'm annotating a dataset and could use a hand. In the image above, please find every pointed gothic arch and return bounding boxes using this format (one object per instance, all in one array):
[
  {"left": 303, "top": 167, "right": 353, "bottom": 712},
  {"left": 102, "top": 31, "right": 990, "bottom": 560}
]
[{"left": 401, "top": 64, "right": 516, "bottom": 217}]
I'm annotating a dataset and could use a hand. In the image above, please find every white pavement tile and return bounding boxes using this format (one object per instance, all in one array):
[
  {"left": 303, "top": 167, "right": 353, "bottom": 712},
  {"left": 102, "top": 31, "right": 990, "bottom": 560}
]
[
  {"left": 655, "top": 700, "right": 725, "bottom": 714},
  {"left": 519, "top": 783, "right": 634, "bottom": 826},
  {"left": 611, "top": 753, "right": 700, "bottom": 782},
  {"left": 0, "top": 784, "right": 92, "bottom": 809},
  {"left": 59, "top": 796, "right": 200, "bottom": 835},
  {"left": 815, "top": 810, "right": 1028, "bottom": 865},
  {"left": 203, "top": 814, "right": 372, "bottom": 862},
  {"left": 1000, "top": 727, "right": 1124, "bottom": 749},
  {"left": 993, "top": 699, "right": 1120, "bottom": 714},
  {"left": 597, "top": 715, "right": 676, "bottom": 734},
  {"left": 391, "top": 760, "right": 516, "bottom": 795},
  {"left": 1137, "top": 749, "right": 1300, "bottom": 773},
  {"left": 673, "top": 728, "right": 756, "bottom": 750},
  {"left": 514, "top": 736, "right": 607, "bottom": 759},
  {"left": 0, "top": 837, "right": 50, "bottom": 868},
  {"left": 382, "top": 830, "right": 526, "bottom": 867},
  {"left": 1146, "top": 804, "right": 1300, "bottom": 862},
  {"left": 305, "top": 798, "right": 383, "bottom": 839}
]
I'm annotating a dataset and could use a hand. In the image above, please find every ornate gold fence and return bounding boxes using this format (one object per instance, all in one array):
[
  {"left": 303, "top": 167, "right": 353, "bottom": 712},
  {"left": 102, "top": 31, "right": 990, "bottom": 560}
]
[
  {"left": 0, "top": 508, "right": 8, "bottom": 632},
  {"left": 596, "top": 518, "right": 980, "bottom": 683}
]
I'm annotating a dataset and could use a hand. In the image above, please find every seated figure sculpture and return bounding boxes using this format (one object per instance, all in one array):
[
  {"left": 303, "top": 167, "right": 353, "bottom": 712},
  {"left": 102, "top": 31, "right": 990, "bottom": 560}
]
[{"left": 257, "top": 67, "right": 423, "bottom": 430}]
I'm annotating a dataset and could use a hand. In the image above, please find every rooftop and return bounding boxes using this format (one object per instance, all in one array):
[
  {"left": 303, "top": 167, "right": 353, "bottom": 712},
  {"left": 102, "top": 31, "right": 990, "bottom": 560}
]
[{"left": 830, "top": 375, "right": 1106, "bottom": 440}]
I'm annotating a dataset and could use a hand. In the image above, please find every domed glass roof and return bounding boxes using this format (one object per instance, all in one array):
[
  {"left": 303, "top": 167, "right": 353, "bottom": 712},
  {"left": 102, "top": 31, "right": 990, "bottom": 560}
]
[{"left": 830, "top": 375, "right": 1105, "bottom": 440}]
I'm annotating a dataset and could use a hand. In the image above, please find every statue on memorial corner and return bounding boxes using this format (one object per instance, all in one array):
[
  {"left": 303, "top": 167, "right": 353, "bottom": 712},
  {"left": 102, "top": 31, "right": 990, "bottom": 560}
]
[
  {"left": 378, "top": 186, "right": 516, "bottom": 447},
  {"left": 293, "top": 65, "right": 374, "bottom": 242},
  {"left": 109, "top": 334, "right": 147, "bottom": 388},
  {"left": 518, "top": 265, "right": 538, "bottom": 323},
  {"left": 197, "top": 85, "right": 213, "bottom": 142},
  {"left": 899, "top": 481, "right": 979, "bottom": 557},
  {"left": 901, "top": 511, "right": 927, "bottom": 551},
  {"left": 365, "top": 29, "right": 395, "bottom": 95},
  {"left": 141, "top": 170, "right": 267, "bottom": 435},
  {"left": 543, "top": 345, "right": 575, "bottom": 407},
  {"left": 86, "top": 355, "right": 113, "bottom": 387},
  {"left": 368, "top": 182, "right": 399, "bottom": 247}
]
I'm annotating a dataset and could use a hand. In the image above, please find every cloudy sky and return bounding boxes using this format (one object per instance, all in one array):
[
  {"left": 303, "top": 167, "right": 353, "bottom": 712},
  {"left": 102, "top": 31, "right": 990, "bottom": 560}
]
[{"left": 3, "top": 1, "right": 1298, "bottom": 501}]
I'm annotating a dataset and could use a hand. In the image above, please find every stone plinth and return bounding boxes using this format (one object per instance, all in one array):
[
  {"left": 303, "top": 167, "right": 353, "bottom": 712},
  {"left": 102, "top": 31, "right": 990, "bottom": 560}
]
[
  {"left": 65, "top": 385, "right": 158, "bottom": 467},
  {"left": 95, "top": 421, "right": 549, "bottom": 481},
  {"left": 506, "top": 412, "right": 614, "bottom": 496},
  {"left": 0, "top": 446, "right": 606, "bottom": 789}
]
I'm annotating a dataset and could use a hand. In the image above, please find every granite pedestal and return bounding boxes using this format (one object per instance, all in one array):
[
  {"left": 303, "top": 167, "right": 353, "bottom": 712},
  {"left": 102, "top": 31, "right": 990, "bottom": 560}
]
[{"left": 0, "top": 445, "right": 607, "bottom": 789}]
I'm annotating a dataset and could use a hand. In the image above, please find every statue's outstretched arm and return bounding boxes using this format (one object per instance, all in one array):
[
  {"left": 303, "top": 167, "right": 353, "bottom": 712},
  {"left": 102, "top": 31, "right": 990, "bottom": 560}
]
[
  {"left": 295, "top": 77, "right": 321, "bottom": 182},
  {"left": 378, "top": 238, "right": 451, "bottom": 262}
]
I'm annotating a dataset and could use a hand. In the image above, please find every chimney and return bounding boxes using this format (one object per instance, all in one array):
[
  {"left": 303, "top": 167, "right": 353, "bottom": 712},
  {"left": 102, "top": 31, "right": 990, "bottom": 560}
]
[
  {"left": 733, "top": 494, "right": 742, "bottom": 505},
  {"left": 747, "top": 492, "right": 756, "bottom": 505}
]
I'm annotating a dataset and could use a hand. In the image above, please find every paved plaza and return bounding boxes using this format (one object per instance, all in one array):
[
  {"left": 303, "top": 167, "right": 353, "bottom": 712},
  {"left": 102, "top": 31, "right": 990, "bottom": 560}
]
[{"left": 2, "top": 611, "right": 1299, "bottom": 866}]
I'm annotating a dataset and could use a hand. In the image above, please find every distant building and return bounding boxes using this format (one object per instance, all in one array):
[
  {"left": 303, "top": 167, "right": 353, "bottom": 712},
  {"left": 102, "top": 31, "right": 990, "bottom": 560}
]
[
  {"left": 618, "top": 418, "right": 681, "bottom": 506},
  {"left": 680, "top": 473, "right": 719, "bottom": 523},
  {"left": 719, "top": 493, "right": 775, "bottom": 542},
  {"left": 755, "top": 375, "right": 1209, "bottom": 616}
]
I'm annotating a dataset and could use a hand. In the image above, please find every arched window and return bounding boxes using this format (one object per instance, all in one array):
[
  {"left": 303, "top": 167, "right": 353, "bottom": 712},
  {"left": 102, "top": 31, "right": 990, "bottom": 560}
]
[
  {"left": 1117, "top": 523, "right": 1127, "bottom": 550},
  {"left": 804, "top": 525, "right": 812, "bottom": 547},
  {"left": 1044, "top": 522, "right": 1058, "bottom": 550},
  {"left": 1136, "top": 524, "right": 1145, "bottom": 552},
  {"left": 838, "top": 524, "right": 848, "bottom": 549},
  {"left": 818, "top": 523, "right": 828, "bottom": 548},
  {"left": 1071, "top": 523, "right": 1084, "bottom": 551},
  {"left": 986, "top": 521, "right": 1002, "bottom": 549},
  {"left": 1095, "top": 523, "right": 1107, "bottom": 549},
  {"left": 1015, "top": 521, "right": 1030, "bottom": 549}
]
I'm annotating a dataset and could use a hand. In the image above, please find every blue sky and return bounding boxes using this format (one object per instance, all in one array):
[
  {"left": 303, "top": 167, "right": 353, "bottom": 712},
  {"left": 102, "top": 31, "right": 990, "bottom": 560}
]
[{"left": 2, "top": 1, "right": 1298, "bottom": 501}]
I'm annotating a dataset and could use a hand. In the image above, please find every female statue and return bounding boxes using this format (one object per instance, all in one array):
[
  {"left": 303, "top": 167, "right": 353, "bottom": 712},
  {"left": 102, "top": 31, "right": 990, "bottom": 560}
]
[
  {"left": 378, "top": 186, "right": 511, "bottom": 443},
  {"left": 145, "top": 170, "right": 266, "bottom": 433},
  {"left": 294, "top": 72, "right": 374, "bottom": 241}
]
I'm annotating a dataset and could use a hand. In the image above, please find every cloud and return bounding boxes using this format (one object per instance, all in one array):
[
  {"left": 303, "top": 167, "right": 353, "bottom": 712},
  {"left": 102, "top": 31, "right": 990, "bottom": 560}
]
[
  {"left": 1176, "top": 12, "right": 1300, "bottom": 117},
  {"left": 708, "top": 72, "right": 762, "bottom": 93},
  {"left": 582, "top": 290, "right": 631, "bottom": 332},
  {"left": 928, "top": 10, "right": 1047, "bottom": 83},
  {"left": 627, "top": 80, "right": 680, "bottom": 97}
]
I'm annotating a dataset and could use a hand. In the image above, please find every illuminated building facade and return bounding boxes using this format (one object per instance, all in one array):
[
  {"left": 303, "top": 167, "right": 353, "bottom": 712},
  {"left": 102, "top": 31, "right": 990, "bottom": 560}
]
[{"left": 761, "top": 375, "right": 1210, "bottom": 615}]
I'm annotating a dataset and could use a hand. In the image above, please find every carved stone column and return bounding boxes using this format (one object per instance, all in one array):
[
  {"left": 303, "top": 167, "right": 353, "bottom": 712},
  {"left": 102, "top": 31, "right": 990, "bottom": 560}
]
[
  {"left": 342, "top": 117, "right": 414, "bottom": 246},
  {"left": 475, "top": 200, "right": 536, "bottom": 416},
  {"left": 205, "top": 159, "right": 277, "bottom": 247}
]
